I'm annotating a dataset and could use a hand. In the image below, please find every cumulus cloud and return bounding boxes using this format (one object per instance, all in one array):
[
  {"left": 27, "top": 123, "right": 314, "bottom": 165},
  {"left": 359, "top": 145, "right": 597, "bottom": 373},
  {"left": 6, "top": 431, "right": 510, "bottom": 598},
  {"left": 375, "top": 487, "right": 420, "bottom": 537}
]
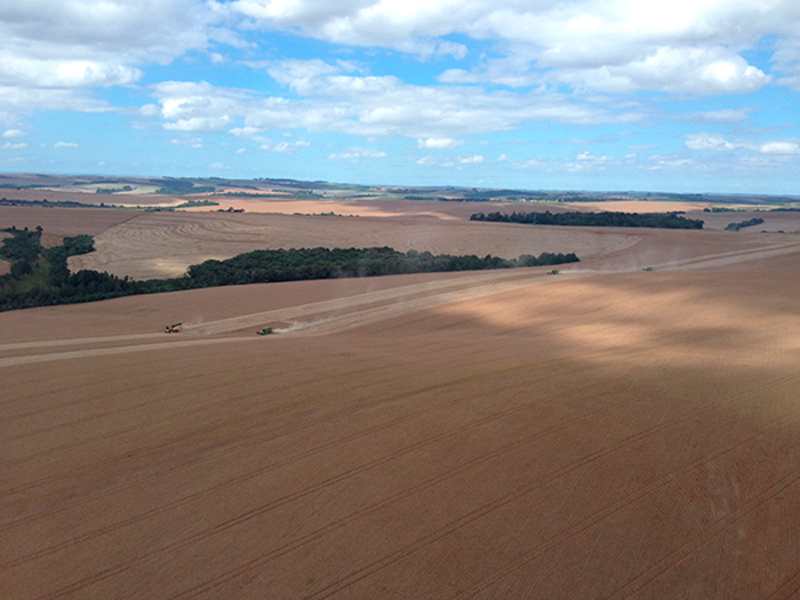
[
  {"left": 151, "top": 80, "right": 251, "bottom": 132},
  {"left": 2, "top": 129, "right": 25, "bottom": 138},
  {"left": 328, "top": 147, "right": 387, "bottom": 160},
  {"left": 54, "top": 141, "right": 78, "bottom": 148},
  {"left": 685, "top": 133, "right": 800, "bottom": 156},
  {"left": 685, "top": 133, "right": 741, "bottom": 152},
  {"left": 759, "top": 140, "right": 800, "bottom": 154},
  {"left": 418, "top": 137, "right": 462, "bottom": 150},
  {"left": 230, "top": 0, "right": 794, "bottom": 95},
  {"left": 144, "top": 62, "right": 619, "bottom": 141},
  {"left": 460, "top": 154, "right": 484, "bottom": 164},
  {"left": 0, "top": 1, "right": 224, "bottom": 66},
  {"left": 0, "top": 0, "right": 229, "bottom": 115},
  {"left": 261, "top": 139, "right": 311, "bottom": 153}
]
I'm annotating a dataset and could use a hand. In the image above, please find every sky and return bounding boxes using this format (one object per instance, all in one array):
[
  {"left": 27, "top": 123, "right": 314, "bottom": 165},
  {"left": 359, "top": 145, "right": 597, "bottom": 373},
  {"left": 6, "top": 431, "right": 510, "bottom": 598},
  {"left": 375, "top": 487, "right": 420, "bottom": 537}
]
[{"left": 2, "top": 1, "right": 800, "bottom": 194}]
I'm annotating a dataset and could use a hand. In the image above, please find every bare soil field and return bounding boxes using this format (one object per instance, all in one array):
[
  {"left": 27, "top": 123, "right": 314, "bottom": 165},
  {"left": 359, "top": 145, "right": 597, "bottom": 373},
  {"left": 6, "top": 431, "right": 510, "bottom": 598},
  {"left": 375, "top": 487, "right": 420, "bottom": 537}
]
[
  {"left": 0, "top": 206, "right": 141, "bottom": 247},
  {"left": 66, "top": 210, "right": 638, "bottom": 279},
  {"left": 686, "top": 209, "right": 800, "bottom": 233},
  {"left": 2, "top": 204, "right": 800, "bottom": 599}
]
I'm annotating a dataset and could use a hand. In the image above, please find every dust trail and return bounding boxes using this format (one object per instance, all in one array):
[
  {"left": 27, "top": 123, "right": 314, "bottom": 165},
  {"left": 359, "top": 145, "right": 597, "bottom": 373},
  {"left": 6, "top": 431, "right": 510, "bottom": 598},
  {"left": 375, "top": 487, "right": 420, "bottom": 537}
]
[{"left": 272, "top": 319, "right": 331, "bottom": 334}]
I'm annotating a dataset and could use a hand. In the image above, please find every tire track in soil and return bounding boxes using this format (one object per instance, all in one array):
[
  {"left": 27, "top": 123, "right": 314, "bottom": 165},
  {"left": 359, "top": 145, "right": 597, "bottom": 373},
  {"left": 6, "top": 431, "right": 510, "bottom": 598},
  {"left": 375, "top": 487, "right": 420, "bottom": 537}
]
[
  {"left": 1, "top": 358, "right": 484, "bottom": 520},
  {"left": 0, "top": 267, "right": 548, "bottom": 368},
  {"left": 320, "top": 412, "right": 800, "bottom": 600},
  {"left": 294, "top": 379, "right": 799, "bottom": 600},
  {"left": 606, "top": 473, "right": 800, "bottom": 600},
  {"left": 3, "top": 363, "right": 595, "bottom": 570},
  {"left": 765, "top": 571, "right": 800, "bottom": 600},
  {"left": 443, "top": 383, "right": 800, "bottom": 599},
  {"left": 0, "top": 337, "right": 259, "bottom": 368},
  {"left": 0, "top": 333, "right": 164, "bottom": 352},
  {"left": 653, "top": 242, "right": 800, "bottom": 272},
  {"left": 19, "top": 366, "right": 645, "bottom": 598},
  {"left": 1, "top": 349, "right": 416, "bottom": 461},
  {"left": 42, "top": 374, "right": 786, "bottom": 600},
  {"left": 0, "top": 353, "right": 553, "bottom": 515}
]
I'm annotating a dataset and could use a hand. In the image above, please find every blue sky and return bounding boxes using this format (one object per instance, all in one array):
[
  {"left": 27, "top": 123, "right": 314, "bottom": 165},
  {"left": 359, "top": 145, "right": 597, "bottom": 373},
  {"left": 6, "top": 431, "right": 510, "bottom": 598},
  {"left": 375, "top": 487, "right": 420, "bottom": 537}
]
[{"left": 2, "top": 0, "right": 800, "bottom": 194}]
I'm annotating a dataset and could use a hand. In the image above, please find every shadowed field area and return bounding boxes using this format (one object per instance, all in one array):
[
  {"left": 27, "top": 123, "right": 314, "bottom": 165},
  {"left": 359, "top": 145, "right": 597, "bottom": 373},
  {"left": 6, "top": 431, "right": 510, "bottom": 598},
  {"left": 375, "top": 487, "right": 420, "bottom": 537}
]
[{"left": 2, "top": 204, "right": 800, "bottom": 599}]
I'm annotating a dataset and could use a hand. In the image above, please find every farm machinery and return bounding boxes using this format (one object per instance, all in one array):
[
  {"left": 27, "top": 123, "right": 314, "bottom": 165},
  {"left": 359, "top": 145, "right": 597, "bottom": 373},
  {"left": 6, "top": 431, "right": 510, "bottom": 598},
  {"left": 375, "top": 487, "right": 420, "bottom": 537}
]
[
  {"left": 256, "top": 327, "right": 273, "bottom": 336},
  {"left": 165, "top": 322, "right": 182, "bottom": 333}
]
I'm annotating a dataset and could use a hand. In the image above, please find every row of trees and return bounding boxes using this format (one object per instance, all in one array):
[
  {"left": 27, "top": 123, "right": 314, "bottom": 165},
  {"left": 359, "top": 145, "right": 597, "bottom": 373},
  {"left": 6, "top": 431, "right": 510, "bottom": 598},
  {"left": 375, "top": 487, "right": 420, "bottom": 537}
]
[
  {"left": 0, "top": 232, "right": 580, "bottom": 311},
  {"left": 186, "top": 247, "right": 579, "bottom": 287},
  {"left": 470, "top": 210, "right": 705, "bottom": 229},
  {"left": 725, "top": 217, "right": 765, "bottom": 231}
]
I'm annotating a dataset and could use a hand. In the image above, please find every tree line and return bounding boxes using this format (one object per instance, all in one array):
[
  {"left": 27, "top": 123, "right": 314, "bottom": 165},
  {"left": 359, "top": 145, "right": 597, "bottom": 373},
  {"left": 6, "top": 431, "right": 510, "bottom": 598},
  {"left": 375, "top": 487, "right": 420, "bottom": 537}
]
[
  {"left": 0, "top": 230, "right": 579, "bottom": 311},
  {"left": 470, "top": 210, "right": 705, "bottom": 229},
  {"left": 724, "top": 217, "right": 764, "bottom": 231}
]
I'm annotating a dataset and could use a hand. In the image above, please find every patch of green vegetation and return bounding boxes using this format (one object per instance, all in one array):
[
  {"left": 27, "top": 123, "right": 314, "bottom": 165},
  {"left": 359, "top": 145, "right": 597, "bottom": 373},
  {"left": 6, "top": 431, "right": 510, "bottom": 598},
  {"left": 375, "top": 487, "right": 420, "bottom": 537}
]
[
  {"left": 95, "top": 185, "right": 133, "bottom": 194},
  {"left": 703, "top": 206, "right": 745, "bottom": 213},
  {"left": 470, "top": 210, "right": 704, "bottom": 229},
  {"left": 725, "top": 217, "right": 765, "bottom": 231},
  {"left": 0, "top": 233, "right": 579, "bottom": 311},
  {"left": 175, "top": 199, "right": 220, "bottom": 209},
  {"left": 0, "top": 197, "right": 125, "bottom": 209},
  {"left": 153, "top": 178, "right": 216, "bottom": 195}
]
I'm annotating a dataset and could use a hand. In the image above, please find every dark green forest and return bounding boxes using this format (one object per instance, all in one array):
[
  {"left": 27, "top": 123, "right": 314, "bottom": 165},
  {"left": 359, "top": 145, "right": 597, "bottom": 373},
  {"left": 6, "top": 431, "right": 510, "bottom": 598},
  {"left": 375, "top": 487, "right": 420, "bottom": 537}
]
[
  {"left": 470, "top": 210, "right": 705, "bottom": 229},
  {"left": 0, "top": 229, "right": 579, "bottom": 311},
  {"left": 724, "top": 217, "right": 765, "bottom": 231}
]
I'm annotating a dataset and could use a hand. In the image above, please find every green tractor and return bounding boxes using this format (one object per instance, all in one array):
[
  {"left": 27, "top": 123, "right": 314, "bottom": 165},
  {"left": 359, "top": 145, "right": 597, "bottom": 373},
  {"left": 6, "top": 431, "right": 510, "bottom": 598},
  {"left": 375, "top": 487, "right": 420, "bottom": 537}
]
[{"left": 256, "top": 327, "right": 273, "bottom": 336}]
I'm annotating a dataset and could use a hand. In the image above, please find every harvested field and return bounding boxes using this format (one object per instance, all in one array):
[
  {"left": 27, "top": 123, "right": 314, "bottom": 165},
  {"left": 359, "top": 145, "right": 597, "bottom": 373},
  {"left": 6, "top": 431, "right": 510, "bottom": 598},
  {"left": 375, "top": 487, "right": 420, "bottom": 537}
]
[
  {"left": 0, "top": 206, "right": 141, "bottom": 247},
  {"left": 2, "top": 206, "right": 800, "bottom": 599},
  {"left": 66, "top": 210, "right": 637, "bottom": 279}
]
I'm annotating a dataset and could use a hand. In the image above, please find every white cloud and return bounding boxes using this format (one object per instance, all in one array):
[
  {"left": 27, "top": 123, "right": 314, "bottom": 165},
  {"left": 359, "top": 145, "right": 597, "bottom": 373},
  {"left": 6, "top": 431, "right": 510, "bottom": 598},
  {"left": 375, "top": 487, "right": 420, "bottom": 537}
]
[
  {"left": 686, "top": 107, "right": 754, "bottom": 123},
  {"left": 164, "top": 115, "right": 232, "bottom": 132},
  {"left": 2, "top": 129, "right": 25, "bottom": 138},
  {"left": 0, "top": 0, "right": 229, "bottom": 116},
  {"left": 151, "top": 81, "right": 250, "bottom": 132},
  {"left": 685, "top": 133, "right": 741, "bottom": 151},
  {"left": 460, "top": 154, "right": 484, "bottom": 164},
  {"left": 759, "top": 140, "right": 800, "bottom": 154},
  {"left": 54, "top": 141, "right": 78, "bottom": 148},
  {"left": 232, "top": 1, "right": 792, "bottom": 95},
  {"left": 418, "top": 137, "right": 461, "bottom": 150},
  {"left": 145, "top": 63, "right": 620, "bottom": 142},
  {"left": 3, "top": 141, "right": 27, "bottom": 149},
  {"left": 229, "top": 126, "right": 263, "bottom": 137},
  {"left": 260, "top": 140, "right": 311, "bottom": 153},
  {"left": 328, "top": 147, "right": 387, "bottom": 160},
  {"left": 171, "top": 137, "right": 204, "bottom": 148}
]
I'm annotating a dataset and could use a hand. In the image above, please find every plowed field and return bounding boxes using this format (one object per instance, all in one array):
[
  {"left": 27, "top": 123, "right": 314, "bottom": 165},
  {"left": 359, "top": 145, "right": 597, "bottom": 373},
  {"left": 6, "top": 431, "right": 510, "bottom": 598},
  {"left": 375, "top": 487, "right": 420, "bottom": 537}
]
[{"left": 2, "top": 207, "right": 800, "bottom": 599}]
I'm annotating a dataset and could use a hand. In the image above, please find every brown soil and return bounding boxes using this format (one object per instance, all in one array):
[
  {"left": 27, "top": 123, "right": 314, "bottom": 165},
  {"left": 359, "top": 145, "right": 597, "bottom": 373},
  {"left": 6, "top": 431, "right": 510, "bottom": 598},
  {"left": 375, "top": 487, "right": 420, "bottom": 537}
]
[
  {"left": 67, "top": 211, "right": 638, "bottom": 279},
  {"left": 0, "top": 206, "right": 141, "bottom": 247},
  {"left": 2, "top": 207, "right": 800, "bottom": 599}
]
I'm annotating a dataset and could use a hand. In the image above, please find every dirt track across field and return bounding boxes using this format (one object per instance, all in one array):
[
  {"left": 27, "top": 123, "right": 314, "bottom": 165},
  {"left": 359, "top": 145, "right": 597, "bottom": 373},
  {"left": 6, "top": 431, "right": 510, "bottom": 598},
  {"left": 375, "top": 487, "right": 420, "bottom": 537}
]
[{"left": 2, "top": 206, "right": 800, "bottom": 599}]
